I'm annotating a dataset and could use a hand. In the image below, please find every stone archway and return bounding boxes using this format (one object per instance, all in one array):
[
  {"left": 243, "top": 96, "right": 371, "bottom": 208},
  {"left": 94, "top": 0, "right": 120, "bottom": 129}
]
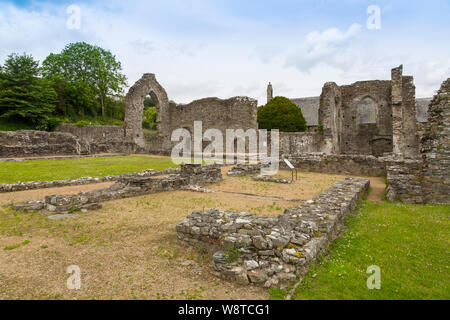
[{"left": 125, "top": 73, "right": 170, "bottom": 148}]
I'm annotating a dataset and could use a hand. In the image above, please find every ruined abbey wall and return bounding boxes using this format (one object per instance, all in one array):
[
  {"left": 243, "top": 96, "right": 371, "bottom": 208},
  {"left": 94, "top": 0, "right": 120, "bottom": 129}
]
[
  {"left": 385, "top": 78, "right": 449, "bottom": 204},
  {"left": 338, "top": 80, "right": 393, "bottom": 156},
  {"left": 420, "top": 78, "right": 449, "bottom": 203},
  {"left": 55, "top": 124, "right": 125, "bottom": 144},
  {"left": 167, "top": 97, "right": 257, "bottom": 137},
  {"left": 125, "top": 74, "right": 258, "bottom": 155},
  {"left": 278, "top": 132, "right": 324, "bottom": 155},
  {"left": 0, "top": 130, "right": 90, "bottom": 158},
  {"left": 0, "top": 124, "right": 135, "bottom": 158}
]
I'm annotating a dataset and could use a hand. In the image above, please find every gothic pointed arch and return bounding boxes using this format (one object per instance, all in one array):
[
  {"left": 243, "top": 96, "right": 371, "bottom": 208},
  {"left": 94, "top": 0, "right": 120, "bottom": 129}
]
[{"left": 125, "top": 73, "right": 170, "bottom": 147}]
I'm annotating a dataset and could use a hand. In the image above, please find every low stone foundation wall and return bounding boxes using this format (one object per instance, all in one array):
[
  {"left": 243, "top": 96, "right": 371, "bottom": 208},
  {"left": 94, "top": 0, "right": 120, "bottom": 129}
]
[
  {"left": 0, "top": 168, "right": 180, "bottom": 193},
  {"left": 227, "top": 164, "right": 265, "bottom": 177},
  {"left": 11, "top": 164, "right": 222, "bottom": 213},
  {"left": 252, "top": 175, "right": 292, "bottom": 184},
  {"left": 283, "top": 153, "right": 386, "bottom": 177},
  {"left": 176, "top": 177, "right": 370, "bottom": 287}
]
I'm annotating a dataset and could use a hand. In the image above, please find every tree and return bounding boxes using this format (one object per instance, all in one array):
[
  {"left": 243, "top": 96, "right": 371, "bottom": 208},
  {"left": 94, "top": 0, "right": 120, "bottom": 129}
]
[
  {"left": 51, "top": 77, "right": 98, "bottom": 119},
  {"left": 142, "top": 96, "right": 157, "bottom": 130},
  {"left": 0, "top": 53, "right": 56, "bottom": 128},
  {"left": 143, "top": 107, "right": 157, "bottom": 130},
  {"left": 42, "top": 42, "right": 127, "bottom": 119},
  {"left": 257, "top": 96, "right": 307, "bottom": 132},
  {"left": 144, "top": 96, "right": 155, "bottom": 109}
]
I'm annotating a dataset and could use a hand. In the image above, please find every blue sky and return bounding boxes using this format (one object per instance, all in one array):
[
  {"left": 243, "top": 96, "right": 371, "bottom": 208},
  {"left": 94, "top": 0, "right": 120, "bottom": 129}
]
[{"left": 1, "top": 0, "right": 449, "bottom": 103}]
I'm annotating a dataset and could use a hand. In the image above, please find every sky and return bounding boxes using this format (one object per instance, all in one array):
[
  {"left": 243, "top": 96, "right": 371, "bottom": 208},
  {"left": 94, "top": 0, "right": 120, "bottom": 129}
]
[{"left": 0, "top": 0, "right": 449, "bottom": 104}]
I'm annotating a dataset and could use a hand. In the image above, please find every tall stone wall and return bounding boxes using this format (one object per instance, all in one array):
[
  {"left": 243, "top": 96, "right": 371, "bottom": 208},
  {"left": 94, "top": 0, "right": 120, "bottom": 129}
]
[
  {"left": 278, "top": 132, "right": 324, "bottom": 155},
  {"left": 421, "top": 78, "right": 450, "bottom": 203},
  {"left": 316, "top": 66, "right": 422, "bottom": 158},
  {"left": 125, "top": 74, "right": 258, "bottom": 155},
  {"left": 319, "top": 82, "right": 341, "bottom": 154},
  {"left": 385, "top": 78, "right": 449, "bottom": 204},
  {"left": 125, "top": 73, "right": 171, "bottom": 149},
  {"left": 319, "top": 79, "right": 394, "bottom": 157},
  {"left": 339, "top": 80, "right": 393, "bottom": 156},
  {"left": 391, "top": 66, "right": 420, "bottom": 158},
  {"left": 385, "top": 158, "right": 424, "bottom": 204},
  {"left": 167, "top": 96, "right": 258, "bottom": 142}
]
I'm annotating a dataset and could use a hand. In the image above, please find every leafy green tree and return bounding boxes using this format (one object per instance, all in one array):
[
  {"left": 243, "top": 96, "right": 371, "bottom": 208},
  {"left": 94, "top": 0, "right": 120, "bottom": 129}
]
[
  {"left": 143, "top": 107, "right": 157, "bottom": 130},
  {"left": 105, "top": 95, "right": 126, "bottom": 122},
  {"left": 257, "top": 96, "right": 306, "bottom": 132},
  {"left": 142, "top": 96, "right": 157, "bottom": 130},
  {"left": 144, "top": 96, "right": 155, "bottom": 109},
  {"left": 42, "top": 42, "right": 127, "bottom": 119},
  {"left": 0, "top": 53, "right": 56, "bottom": 129},
  {"left": 51, "top": 77, "right": 98, "bottom": 119}
]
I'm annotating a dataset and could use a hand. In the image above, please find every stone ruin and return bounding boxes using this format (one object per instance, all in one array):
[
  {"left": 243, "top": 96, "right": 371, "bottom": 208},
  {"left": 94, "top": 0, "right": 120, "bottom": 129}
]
[
  {"left": 177, "top": 177, "right": 370, "bottom": 287},
  {"left": 421, "top": 79, "right": 450, "bottom": 203},
  {"left": 270, "top": 67, "right": 449, "bottom": 205},
  {"left": 1, "top": 66, "right": 448, "bottom": 204},
  {"left": 0, "top": 73, "right": 258, "bottom": 158},
  {"left": 174, "top": 68, "right": 449, "bottom": 287},
  {"left": 284, "top": 65, "right": 420, "bottom": 157},
  {"left": 124, "top": 73, "right": 258, "bottom": 155},
  {"left": 386, "top": 78, "right": 450, "bottom": 204},
  {"left": 1, "top": 65, "right": 448, "bottom": 290},
  {"left": 12, "top": 164, "right": 222, "bottom": 213}
]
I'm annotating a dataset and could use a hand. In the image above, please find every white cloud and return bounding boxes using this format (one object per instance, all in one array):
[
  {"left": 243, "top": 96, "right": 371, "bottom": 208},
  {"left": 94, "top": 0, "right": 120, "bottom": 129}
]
[
  {"left": 0, "top": 1, "right": 448, "bottom": 105},
  {"left": 285, "top": 23, "right": 362, "bottom": 72},
  {"left": 408, "top": 60, "right": 450, "bottom": 97}
]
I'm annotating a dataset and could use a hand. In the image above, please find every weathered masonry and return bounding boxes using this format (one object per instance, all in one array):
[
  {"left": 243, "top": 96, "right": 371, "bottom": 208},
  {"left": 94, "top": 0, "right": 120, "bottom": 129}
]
[
  {"left": 385, "top": 78, "right": 450, "bottom": 204},
  {"left": 177, "top": 177, "right": 370, "bottom": 288},
  {"left": 0, "top": 68, "right": 448, "bottom": 204},
  {"left": 280, "top": 65, "right": 421, "bottom": 157},
  {"left": 12, "top": 164, "right": 222, "bottom": 213},
  {"left": 271, "top": 68, "right": 449, "bottom": 204},
  {"left": 124, "top": 73, "right": 258, "bottom": 155}
]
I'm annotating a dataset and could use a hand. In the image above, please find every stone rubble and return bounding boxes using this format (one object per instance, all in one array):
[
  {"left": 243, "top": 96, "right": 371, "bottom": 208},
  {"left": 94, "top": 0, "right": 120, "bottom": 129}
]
[{"left": 176, "top": 177, "right": 370, "bottom": 287}]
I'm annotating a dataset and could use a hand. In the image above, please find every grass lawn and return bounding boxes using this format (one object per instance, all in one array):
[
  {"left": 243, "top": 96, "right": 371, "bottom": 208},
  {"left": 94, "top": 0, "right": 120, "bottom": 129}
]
[
  {"left": 0, "top": 156, "right": 178, "bottom": 183},
  {"left": 271, "top": 201, "right": 450, "bottom": 300}
]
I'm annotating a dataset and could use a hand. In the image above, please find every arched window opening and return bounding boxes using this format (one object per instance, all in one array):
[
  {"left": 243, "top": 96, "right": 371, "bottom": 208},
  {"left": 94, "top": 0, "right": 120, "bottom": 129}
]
[
  {"left": 360, "top": 97, "right": 376, "bottom": 124},
  {"left": 143, "top": 94, "right": 158, "bottom": 137}
]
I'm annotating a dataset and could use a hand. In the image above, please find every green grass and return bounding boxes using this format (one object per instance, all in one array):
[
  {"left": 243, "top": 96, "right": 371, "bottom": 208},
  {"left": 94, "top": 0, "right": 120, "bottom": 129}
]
[
  {"left": 0, "top": 156, "right": 178, "bottom": 183},
  {"left": 274, "top": 201, "right": 450, "bottom": 300}
]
